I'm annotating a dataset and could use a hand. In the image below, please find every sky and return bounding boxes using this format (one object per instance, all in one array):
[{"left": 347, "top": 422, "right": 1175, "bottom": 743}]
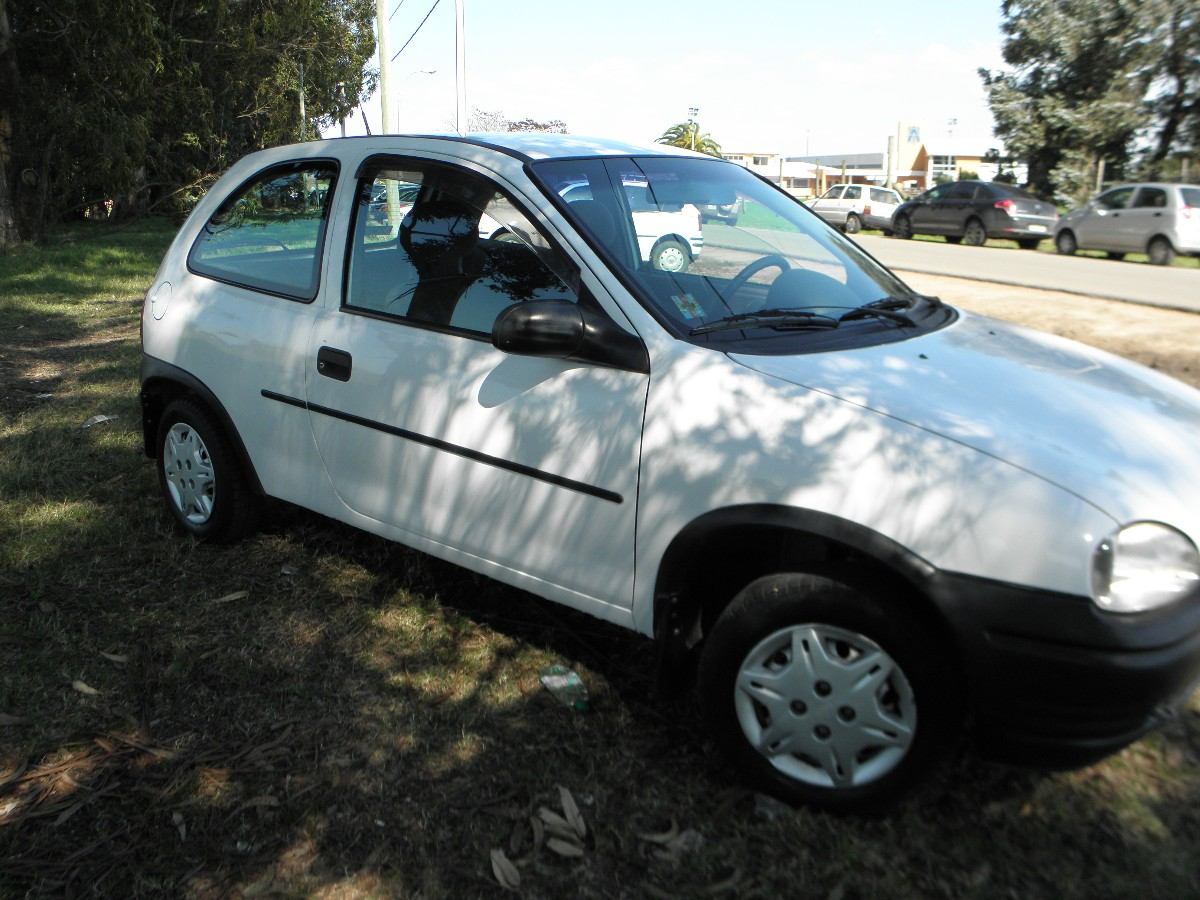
[{"left": 326, "top": 0, "right": 1007, "bottom": 157}]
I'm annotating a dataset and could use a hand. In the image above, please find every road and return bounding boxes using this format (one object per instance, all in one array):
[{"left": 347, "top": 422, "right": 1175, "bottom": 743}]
[{"left": 853, "top": 234, "right": 1200, "bottom": 313}]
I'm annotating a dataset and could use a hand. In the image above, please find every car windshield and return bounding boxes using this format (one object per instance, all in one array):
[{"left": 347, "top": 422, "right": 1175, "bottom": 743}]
[{"left": 530, "top": 156, "right": 952, "bottom": 353}]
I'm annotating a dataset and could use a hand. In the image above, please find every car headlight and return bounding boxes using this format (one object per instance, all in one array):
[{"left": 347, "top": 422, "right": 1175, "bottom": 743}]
[{"left": 1091, "top": 522, "right": 1200, "bottom": 613}]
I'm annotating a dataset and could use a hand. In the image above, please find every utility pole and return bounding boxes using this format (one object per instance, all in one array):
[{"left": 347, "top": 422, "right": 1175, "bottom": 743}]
[
  {"left": 375, "top": 0, "right": 393, "bottom": 133},
  {"left": 455, "top": 0, "right": 467, "bottom": 133},
  {"left": 335, "top": 82, "right": 346, "bottom": 138},
  {"left": 688, "top": 106, "right": 699, "bottom": 152}
]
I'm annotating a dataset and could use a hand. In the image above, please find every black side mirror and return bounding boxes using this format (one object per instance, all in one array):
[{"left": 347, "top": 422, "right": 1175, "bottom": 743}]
[{"left": 492, "top": 299, "right": 649, "bottom": 373}]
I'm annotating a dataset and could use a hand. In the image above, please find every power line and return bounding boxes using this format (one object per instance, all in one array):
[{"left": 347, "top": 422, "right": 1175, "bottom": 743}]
[
  {"left": 391, "top": 0, "right": 442, "bottom": 62},
  {"left": 388, "top": 0, "right": 407, "bottom": 20}
]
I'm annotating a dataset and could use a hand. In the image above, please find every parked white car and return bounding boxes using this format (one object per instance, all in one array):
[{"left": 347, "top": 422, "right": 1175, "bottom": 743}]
[
  {"left": 142, "top": 134, "right": 1200, "bottom": 810},
  {"left": 809, "top": 183, "right": 903, "bottom": 234},
  {"left": 1054, "top": 182, "right": 1200, "bottom": 264}
]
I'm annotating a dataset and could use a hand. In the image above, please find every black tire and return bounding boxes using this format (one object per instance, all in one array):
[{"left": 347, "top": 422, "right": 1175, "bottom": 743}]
[
  {"left": 843, "top": 214, "right": 862, "bottom": 235},
  {"left": 697, "top": 573, "right": 960, "bottom": 811},
  {"left": 962, "top": 218, "right": 987, "bottom": 247},
  {"left": 1147, "top": 236, "right": 1175, "bottom": 266},
  {"left": 1105, "top": 251, "right": 1126, "bottom": 261},
  {"left": 1055, "top": 230, "right": 1077, "bottom": 255},
  {"left": 944, "top": 235, "right": 963, "bottom": 245},
  {"left": 1017, "top": 238, "right": 1041, "bottom": 250},
  {"left": 156, "top": 399, "right": 260, "bottom": 542},
  {"left": 651, "top": 238, "right": 691, "bottom": 273},
  {"left": 892, "top": 214, "right": 913, "bottom": 239}
]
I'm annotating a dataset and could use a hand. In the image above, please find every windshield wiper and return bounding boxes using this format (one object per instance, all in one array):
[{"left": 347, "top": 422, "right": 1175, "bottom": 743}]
[
  {"left": 863, "top": 295, "right": 916, "bottom": 311},
  {"left": 838, "top": 305, "right": 916, "bottom": 327},
  {"left": 689, "top": 309, "right": 840, "bottom": 336}
]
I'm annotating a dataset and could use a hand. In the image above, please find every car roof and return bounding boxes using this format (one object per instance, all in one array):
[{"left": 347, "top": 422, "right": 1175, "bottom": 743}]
[{"left": 289, "top": 133, "right": 711, "bottom": 163}]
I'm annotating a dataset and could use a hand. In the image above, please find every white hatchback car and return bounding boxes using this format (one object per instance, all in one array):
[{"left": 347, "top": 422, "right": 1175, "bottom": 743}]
[
  {"left": 142, "top": 134, "right": 1200, "bottom": 810},
  {"left": 809, "top": 183, "right": 903, "bottom": 234},
  {"left": 1055, "top": 182, "right": 1200, "bottom": 264}
]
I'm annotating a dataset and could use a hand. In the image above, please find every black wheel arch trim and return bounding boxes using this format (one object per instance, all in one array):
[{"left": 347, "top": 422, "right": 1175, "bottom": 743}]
[{"left": 139, "top": 354, "right": 266, "bottom": 497}]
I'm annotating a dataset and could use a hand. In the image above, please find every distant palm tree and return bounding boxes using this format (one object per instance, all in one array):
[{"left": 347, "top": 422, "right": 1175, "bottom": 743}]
[{"left": 656, "top": 122, "right": 722, "bottom": 157}]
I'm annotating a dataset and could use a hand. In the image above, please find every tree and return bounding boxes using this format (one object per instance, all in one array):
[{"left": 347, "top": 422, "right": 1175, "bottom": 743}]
[
  {"left": 656, "top": 122, "right": 722, "bottom": 157},
  {"left": 1139, "top": 0, "right": 1200, "bottom": 174},
  {"left": 0, "top": 0, "right": 17, "bottom": 249},
  {"left": 980, "top": 0, "right": 1147, "bottom": 200},
  {"left": 1, "top": 0, "right": 376, "bottom": 244},
  {"left": 464, "top": 108, "right": 567, "bottom": 133}
]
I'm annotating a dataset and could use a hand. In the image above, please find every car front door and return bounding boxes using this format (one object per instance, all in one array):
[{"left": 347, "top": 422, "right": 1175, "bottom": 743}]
[
  {"left": 907, "top": 185, "right": 944, "bottom": 232},
  {"left": 302, "top": 155, "right": 649, "bottom": 612},
  {"left": 1076, "top": 186, "right": 1134, "bottom": 250},
  {"left": 811, "top": 185, "right": 845, "bottom": 225}
]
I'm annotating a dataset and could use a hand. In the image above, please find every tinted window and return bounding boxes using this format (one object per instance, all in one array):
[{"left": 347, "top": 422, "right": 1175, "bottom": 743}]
[
  {"left": 842, "top": 186, "right": 862, "bottom": 200},
  {"left": 345, "top": 160, "right": 578, "bottom": 337},
  {"left": 946, "top": 182, "right": 977, "bottom": 200},
  {"left": 1132, "top": 187, "right": 1168, "bottom": 209},
  {"left": 1181, "top": 188, "right": 1200, "bottom": 207},
  {"left": 992, "top": 184, "right": 1040, "bottom": 201},
  {"left": 189, "top": 161, "right": 337, "bottom": 300},
  {"left": 923, "top": 185, "right": 948, "bottom": 201},
  {"left": 1097, "top": 187, "right": 1134, "bottom": 210}
]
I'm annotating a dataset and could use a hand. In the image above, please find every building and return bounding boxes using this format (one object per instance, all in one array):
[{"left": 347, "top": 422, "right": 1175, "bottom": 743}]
[{"left": 720, "top": 152, "right": 782, "bottom": 182}]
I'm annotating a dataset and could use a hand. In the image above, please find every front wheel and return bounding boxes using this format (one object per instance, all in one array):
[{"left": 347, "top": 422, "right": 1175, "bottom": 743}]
[
  {"left": 892, "top": 215, "right": 913, "bottom": 239},
  {"left": 157, "top": 399, "right": 259, "bottom": 542},
  {"left": 697, "top": 573, "right": 960, "bottom": 810},
  {"left": 962, "top": 218, "right": 987, "bottom": 247},
  {"left": 651, "top": 238, "right": 691, "bottom": 273},
  {"left": 1055, "top": 230, "right": 1077, "bottom": 255},
  {"left": 843, "top": 214, "right": 862, "bottom": 235},
  {"left": 1147, "top": 236, "right": 1175, "bottom": 266}
]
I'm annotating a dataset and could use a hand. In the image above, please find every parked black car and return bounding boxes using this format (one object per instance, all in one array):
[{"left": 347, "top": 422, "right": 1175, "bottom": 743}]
[{"left": 891, "top": 180, "right": 1059, "bottom": 249}]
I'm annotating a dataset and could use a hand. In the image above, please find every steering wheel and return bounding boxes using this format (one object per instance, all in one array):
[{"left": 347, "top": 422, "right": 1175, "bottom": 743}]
[{"left": 726, "top": 254, "right": 791, "bottom": 303}]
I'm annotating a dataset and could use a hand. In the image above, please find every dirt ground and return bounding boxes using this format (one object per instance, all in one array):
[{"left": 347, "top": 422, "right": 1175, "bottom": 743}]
[{"left": 898, "top": 271, "right": 1200, "bottom": 389}]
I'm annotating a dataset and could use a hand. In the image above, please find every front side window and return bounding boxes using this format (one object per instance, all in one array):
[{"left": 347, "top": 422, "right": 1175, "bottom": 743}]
[
  {"left": 820, "top": 186, "right": 844, "bottom": 200},
  {"left": 189, "top": 161, "right": 338, "bottom": 300},
  {"left": 531, "top": 156, "right": 953, "bottom": 355},
  {"left": 843, "top": 185, "right": 862, "bottom": 200},
  {"left": 1098, "top": 187, "right": 1134, "bottom": 210},
  {"left": 946, "top": 182, "right": 977, "bottom": 200},
  {"left": 344, "top": 159, "right": 578, "bottom": 337}
]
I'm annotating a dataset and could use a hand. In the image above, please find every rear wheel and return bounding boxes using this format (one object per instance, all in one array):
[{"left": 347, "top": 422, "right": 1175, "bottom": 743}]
[
  {"left": 651, "top": 238, "right": 691, "bottom": 273},
  {"left": 1147, "top": 236, "right": 1175, "bottom": 266},
  {"left": 1017, "top": 238, "right": 1041, "bottom": 250},
  {"left": 1055, "top": 230, "right": 1077, "bottom": 255},
  {"left": 697, "top": 573, "right": 960, "bottom": 810},
  {"left": 156, "top": 399, "right": 259, "bottom": 542},
  {"left": 962, "top": 218, "right": 987, "bottom": 247},
  {"left": 892, "top": 215, "right": 912, "bottom": 239},
  {"left": 844, "top": 214, "right": 862, "bottom": 235}
]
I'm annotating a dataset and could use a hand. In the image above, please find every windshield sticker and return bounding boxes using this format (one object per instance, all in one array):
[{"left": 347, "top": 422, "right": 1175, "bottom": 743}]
[{"left": 671, "top": 293, "right": 704, "bottom": 320}]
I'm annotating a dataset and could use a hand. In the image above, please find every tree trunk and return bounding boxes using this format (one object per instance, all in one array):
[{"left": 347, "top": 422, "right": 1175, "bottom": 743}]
[{"left": 0, "top": 0, "right": 21, "bottom": 249}]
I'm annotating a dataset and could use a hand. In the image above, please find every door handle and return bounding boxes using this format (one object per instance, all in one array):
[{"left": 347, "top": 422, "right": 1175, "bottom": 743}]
[
  {"left": 1153, "top": 212, "right": 1163, "bottom": 217},
  {"left": 317, "top": 346, "right": 352, "bottom": 382},
  {"left": 1112, "top": 212, "right": 1120, "bottom": 218}
]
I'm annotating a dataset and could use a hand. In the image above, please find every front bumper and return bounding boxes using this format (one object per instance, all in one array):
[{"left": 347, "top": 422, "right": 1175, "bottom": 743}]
[{"left": 928, "top": 572, "right": 1200, "bottom": 767}]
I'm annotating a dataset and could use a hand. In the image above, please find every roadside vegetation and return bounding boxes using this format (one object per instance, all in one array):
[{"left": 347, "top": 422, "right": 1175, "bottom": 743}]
[{"left": 2, "top": 223, "right": 1199, "bottom": 898}]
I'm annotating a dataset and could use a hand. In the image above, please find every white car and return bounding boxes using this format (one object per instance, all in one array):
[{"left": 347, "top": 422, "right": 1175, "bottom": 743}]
[
  {"left": 142, "top": 134, "right": 1200, "bottom": 810},
  {"left": 1055, "top": 182, "right": 1200, "bottom": 264},
  {"left": 809, "top": 183, "right": 903, "bottom": 234}
]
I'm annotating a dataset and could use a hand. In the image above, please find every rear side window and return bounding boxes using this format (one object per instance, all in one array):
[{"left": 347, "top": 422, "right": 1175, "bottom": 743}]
[
  {"left": 1132, "top": 187, "right": 1168, "bottom": 209},
  {"left": 189, "top": 161, "right": 338, "bottom": 301}
]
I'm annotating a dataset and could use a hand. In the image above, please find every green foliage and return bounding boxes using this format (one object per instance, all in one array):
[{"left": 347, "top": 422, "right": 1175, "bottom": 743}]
[
  {"left": 2, "top": 0, "right": 376, "bottom": 241},
  {"left": 656, "top": 122, "right": 722, "bottom": 157},
  {"left": 957, "top": 169, "right": 979, "bottom": 181},
  {"left": 981, "top": 0, "right": 1200, "bottom": 202}
]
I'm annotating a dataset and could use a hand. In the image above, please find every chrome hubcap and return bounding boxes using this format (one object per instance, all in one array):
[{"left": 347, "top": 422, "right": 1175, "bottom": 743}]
[
  {"left": 734, "top": 624, "right": 916, "bottom": 789},
  {"left": 656, "top": 246, "right": 686, "bottom": 271},
  {"left": 163, "top": 422, "right": 215, "bottom": 524}
]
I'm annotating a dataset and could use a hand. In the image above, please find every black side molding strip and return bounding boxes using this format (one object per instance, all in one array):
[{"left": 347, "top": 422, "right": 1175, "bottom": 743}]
[{"left": 262, "top": 389, "right": 622, "bottom": 504}]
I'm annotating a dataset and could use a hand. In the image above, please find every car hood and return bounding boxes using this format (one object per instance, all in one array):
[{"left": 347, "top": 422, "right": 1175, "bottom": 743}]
[{"left": 728, "top": 311, "right": 1200, "bottom": 541}]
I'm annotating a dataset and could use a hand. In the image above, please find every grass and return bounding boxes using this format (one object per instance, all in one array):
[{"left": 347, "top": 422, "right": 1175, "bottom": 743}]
[
  {"left": 856, "top": 228, "right": 1200, "bottom": 267},
  {"left": 2, "top": 221, "right": 1200, "bottom": 898}
]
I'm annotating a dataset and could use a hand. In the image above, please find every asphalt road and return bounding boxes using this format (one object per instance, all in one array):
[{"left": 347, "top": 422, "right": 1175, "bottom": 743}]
[{"left": 853, "top": 234, "right": 1200, "bottom": 313}]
